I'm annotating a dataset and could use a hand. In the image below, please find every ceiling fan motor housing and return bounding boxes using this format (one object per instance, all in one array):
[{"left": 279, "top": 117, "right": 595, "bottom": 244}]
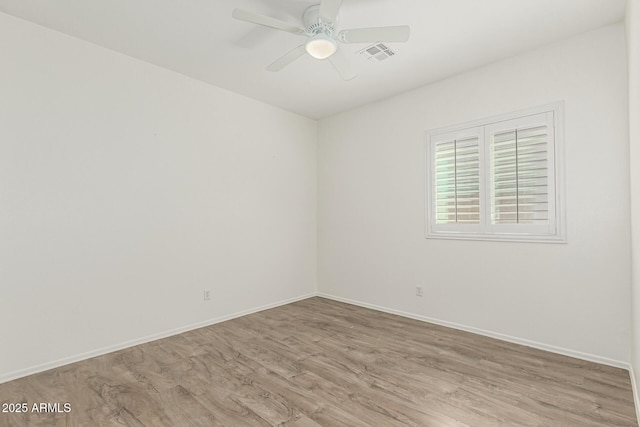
[{"left": 303, "top": 4, "right": 338, "bottom": 33}]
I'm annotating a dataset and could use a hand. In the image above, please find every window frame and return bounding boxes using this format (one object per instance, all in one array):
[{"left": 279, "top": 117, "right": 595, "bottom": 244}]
[{"left": 424, "top": 102, "right": 566, "bottom": 243}]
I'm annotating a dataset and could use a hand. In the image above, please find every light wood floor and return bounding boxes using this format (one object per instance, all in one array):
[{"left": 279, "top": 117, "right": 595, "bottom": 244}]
[{"left": 0, "top": 297, "right": 637, "bottom": 426}]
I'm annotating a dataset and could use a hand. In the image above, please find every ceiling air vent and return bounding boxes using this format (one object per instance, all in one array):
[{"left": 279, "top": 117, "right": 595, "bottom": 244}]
[{"left": 359, "top": 43, "right": 395, "bottom": 62}]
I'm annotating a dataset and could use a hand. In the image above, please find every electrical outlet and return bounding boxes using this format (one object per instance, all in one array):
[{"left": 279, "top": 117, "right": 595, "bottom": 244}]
[
  {"left": 416, "top": 286, "right": 423, "bottom": 297},
  {"left": 203, "top": 289, "right": 211, "bottom": 301}
]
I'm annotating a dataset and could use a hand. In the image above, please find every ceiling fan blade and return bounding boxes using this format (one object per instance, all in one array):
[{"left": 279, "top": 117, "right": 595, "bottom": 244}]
[
  {"left": 232, "top": 9, "right": 305, "bottom": 34},
  {"left": 328, "top": 51, "right": 356, "bottom": 81},
  {"left": 338, "top": 26, "right": 411, "bottom": 43},
  {"left": 267, "top": 45, "right": 307, "bottom": 72},
  {"left": 319, "top": 0, "right": 342, "bottom": 25}
]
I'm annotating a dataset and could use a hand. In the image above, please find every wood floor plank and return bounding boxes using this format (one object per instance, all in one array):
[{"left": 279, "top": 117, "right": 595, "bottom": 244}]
[{"left": 0, "top": 297, "right": 637, "bottom": 426}]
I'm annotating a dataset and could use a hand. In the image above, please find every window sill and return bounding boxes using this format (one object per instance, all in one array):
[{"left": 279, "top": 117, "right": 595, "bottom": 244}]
[{"left": 425, "top": 231, "right": 567, "bottom": 244}]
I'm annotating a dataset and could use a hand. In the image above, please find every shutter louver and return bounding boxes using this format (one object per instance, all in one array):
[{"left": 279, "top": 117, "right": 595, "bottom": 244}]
[{"left": 434, "top": 137, "right": 480, "bottom": 224}]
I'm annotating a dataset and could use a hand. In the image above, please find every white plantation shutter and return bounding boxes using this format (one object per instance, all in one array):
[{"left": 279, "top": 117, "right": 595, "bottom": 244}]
[
  {"left": 426, "top": 104, "right": 564, "bottom": 242},
  {"left": 434, "top": 136, "right": 480, "bottom": 224},
  {"left": 490, "top": 126, "right": 549, "bottom": 224},
  {"left": 485, "top": 112, "right": 556, "bottom": 236}
]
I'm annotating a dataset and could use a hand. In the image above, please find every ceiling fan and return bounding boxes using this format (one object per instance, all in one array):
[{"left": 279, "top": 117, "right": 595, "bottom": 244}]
[{"left": 232, "top": 0, "right": 410, "bottom": 81}]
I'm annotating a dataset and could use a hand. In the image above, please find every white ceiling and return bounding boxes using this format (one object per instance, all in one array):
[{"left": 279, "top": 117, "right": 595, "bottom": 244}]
[{"left": 0, "top": 0, "right": 627, "bottom": 119}]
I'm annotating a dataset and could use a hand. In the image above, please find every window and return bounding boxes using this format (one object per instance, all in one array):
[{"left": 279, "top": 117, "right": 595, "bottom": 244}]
[{"left": 425, "top": 103, "right": 565, "bottom": 242}]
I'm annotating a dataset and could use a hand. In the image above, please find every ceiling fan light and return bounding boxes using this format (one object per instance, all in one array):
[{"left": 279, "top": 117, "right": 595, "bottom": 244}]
[{"left": 305, "top": 35, "right": 337, "bottom": 60}]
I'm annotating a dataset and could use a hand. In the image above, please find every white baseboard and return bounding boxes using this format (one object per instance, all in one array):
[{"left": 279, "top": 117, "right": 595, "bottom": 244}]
[
  {"left": 630, "top": 364, "right": 640, "bottom": 424},
  {"left": 0, "top": 292, "right": 318, "bottom": 385},
  {"left": 318, "top": 293, "right": 630, "bottom": 370}
]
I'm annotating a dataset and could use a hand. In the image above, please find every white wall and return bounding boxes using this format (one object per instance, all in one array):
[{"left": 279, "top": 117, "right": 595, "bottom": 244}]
[
  {"left": 627, "top": 0, "right": 640, "bottom": 405},
  {"left": 0, "top": 13, "right": 317, "bottom": 382},
  {"left": 318, "top": 23, "right": 631, "bottom": 365}
]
